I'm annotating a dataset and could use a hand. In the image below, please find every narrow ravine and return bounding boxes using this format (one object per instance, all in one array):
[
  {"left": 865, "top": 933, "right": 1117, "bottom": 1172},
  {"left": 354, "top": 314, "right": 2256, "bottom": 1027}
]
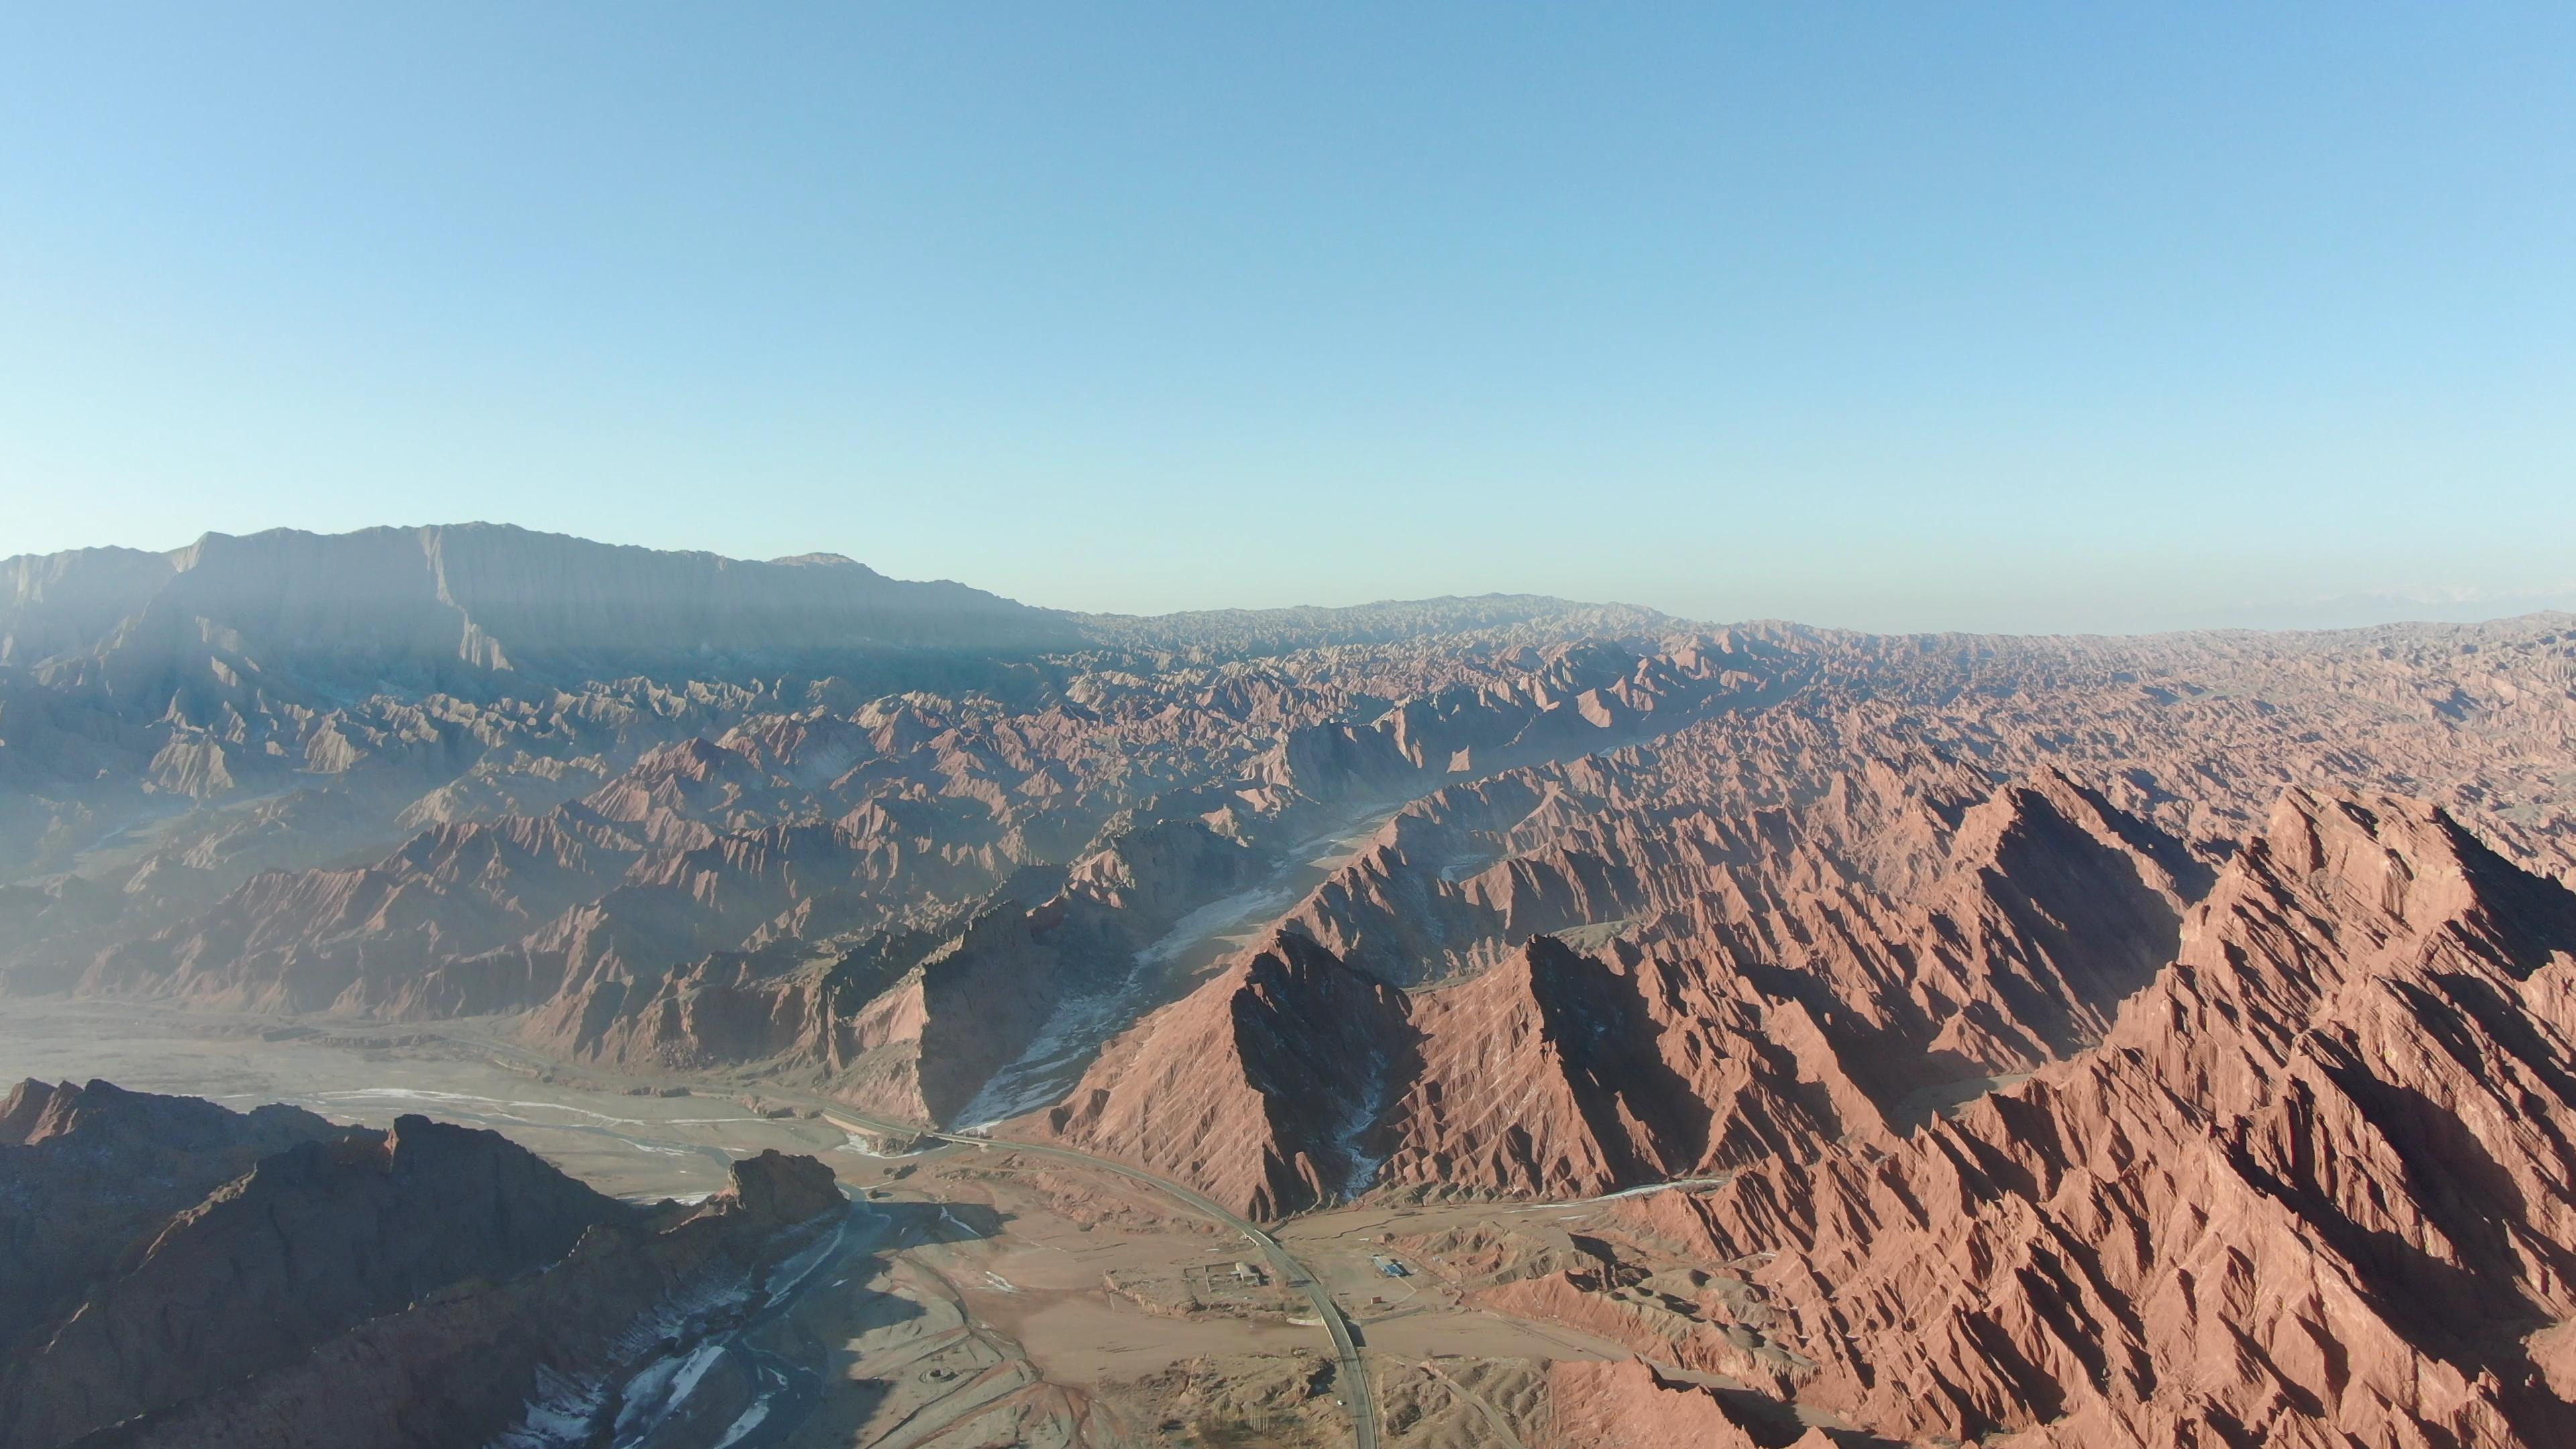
[{"left": 951, "top": 800, "right": 1409, "bottom": 1132}]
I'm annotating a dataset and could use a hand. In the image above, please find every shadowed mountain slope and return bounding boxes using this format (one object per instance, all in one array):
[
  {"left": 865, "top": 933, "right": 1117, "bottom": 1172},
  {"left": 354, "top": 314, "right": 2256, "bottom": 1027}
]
[{"left": 0, "top": 1079, "right": 844, "bottom": 1449}]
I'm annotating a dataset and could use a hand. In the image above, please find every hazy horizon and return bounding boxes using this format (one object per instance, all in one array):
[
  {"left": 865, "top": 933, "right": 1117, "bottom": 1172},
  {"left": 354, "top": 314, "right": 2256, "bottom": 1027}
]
[
  {"left": 6, "top": 7, "right": 2572, "bottom": 634},
  {"left": 9, "top": 516, "right": 2573, "bottom": 639},
  {"left": 11, "top": 14, "right": 2576, "bottom": 1449}
]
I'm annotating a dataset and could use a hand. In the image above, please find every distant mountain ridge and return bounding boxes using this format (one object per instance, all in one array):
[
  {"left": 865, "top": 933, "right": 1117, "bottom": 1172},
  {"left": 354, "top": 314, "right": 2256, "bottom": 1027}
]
[
  {"left": 0, "top": 523, "right": 1081, "bottom": 691},
  {"left": 1, "top": 524, "right": 1688, "bottom": 707}
]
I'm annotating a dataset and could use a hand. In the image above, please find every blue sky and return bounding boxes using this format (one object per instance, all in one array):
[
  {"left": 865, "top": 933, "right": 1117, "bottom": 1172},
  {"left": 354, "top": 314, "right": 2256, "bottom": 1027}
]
[{"left": 3, "top": 6, "right": 2570, "bottom": 631}]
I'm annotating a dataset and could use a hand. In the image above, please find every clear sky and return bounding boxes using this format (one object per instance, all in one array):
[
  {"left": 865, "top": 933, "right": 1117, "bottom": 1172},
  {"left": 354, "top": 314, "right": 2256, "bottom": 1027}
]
[{"left": 3, "top": 6, "right": 2571, "bottom": 633}]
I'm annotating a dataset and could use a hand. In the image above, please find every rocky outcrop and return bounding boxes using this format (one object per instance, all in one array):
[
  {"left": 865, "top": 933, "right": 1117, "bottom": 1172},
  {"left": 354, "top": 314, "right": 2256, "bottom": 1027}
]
[
  {"left": 1044, "top": 931, "right": 1413, "bottom": 1218},
  {"left": 1377, "top": 938, "right": 1860, "bottom": 1200},
  {"left": 92, "top": 1147, "right": 848, "bottom": 1449},
  {"left": 8, "top": 531, "right": 2576, "bottom": 1445},
  {"left": 1061, "top": 815, "right": 1263, "bottom": 921},
  {"left": 0, "top": 1113, "right": 633, "bottom": 1447},
  {"left": 1289, "top": 757, "right": 2203, "bottom": 1102},
  {"left": 0, "top": 1079, "right": 346, "bottom": 1375},
  {"left": 1545, "top": 1359, "right": 1833, "bottom": 1449},
  {"left": 1029, "top": 762, "right": 2214, "bottom": 1218},
  {"left": 36, "top": 620, "right": 1764, "bottom": 1135},
  {"left": 1610, "top": 790, "right": 2576, "bottom": 1445},
  {"left": 0, "top": 1081, "right": 847, "bottom": 1449},
  {"left": 707, "top": 1146, "right": 844, "bottom": 1225},
  {"left": 17, "top": 545, "right": 2571, "bottom": 1154},
  {"left": 1032, "top": 929, "right": 1864, "bottom": 1216}
]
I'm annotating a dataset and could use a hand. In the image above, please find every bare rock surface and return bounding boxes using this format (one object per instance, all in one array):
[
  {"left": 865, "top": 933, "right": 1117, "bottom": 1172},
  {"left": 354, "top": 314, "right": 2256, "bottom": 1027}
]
[
  {"left": 0, "top": 1079, "right": 845, "bottom": 1449},
  {"left": 1029, "top": 763, "right": 2210, "bottom": 1217},
  {"left": 1546, "top": 1358, "right": 1833, "bottom": 1449},
  {"left": 1043, "top": 930, "right": 1413, "bottom": 1219},
  {"left": 9, "top": 529, "right": 2576, "bottom": 1444},
  {"left": 0, "top": 1077, "right": 343, "bottom": 1377},
  {"left": 1596, "top": 789, "right": 2576, "bottom": 1445}
]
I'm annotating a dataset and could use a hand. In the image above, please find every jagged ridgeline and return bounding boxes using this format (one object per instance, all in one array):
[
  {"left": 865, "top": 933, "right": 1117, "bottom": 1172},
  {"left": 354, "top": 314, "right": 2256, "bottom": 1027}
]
[
  {"left": 0, "top": 1078, "right": 847, "bottom": 1449},
  {"left": 5, "top": 525, "right": 2576, "bottom": 1445}
]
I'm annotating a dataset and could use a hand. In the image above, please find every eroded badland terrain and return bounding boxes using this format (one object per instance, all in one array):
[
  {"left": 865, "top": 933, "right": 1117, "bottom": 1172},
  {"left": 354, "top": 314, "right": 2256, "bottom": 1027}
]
[{"left": 6, "top": 525, "right": 2576, "bottom": 1446}]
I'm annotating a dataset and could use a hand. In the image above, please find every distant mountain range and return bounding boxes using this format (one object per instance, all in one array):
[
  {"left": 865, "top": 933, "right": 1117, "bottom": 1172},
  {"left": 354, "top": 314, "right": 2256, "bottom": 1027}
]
[
  {"left": 5, "top": 523, "right": 2576, "bottom": 1444},
  {"left": 0, "top": 524, "right": 1078, "bottom": 694},
  {"left": 0, "top": 524, "right": 1678, "bottom": 694}
]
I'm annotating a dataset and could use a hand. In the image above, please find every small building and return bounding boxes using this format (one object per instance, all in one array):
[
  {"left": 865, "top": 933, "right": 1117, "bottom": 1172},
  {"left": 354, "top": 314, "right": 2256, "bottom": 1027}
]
[{"left": 1372, "top": 1256, "right": 1410, "bottom": 1279}]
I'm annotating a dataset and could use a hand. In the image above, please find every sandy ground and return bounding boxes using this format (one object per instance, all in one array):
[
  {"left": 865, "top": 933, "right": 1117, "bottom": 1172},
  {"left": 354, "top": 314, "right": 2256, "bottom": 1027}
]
[
  {"left": 1277, "top": 1197, "right": 1642, "bottom": 1366},
  {"left": 0, "top": 1000, "right": 850, "bottom": 1200},
  {"left": 766, "top": 1152, "right": 1364, "bottom": 1446},
  {"left": 1, "top": 1000, "right": 1646, "bottom": 1446},
  {"left": 749, "top": 1153, "right": 1642, "bottom": 1446}
]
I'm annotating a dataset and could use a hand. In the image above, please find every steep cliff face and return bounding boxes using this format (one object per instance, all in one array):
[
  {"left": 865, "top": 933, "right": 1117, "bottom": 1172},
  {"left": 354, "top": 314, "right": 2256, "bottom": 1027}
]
[
  {"left": 8, "top": 537, "right": 2576, "bottom": 1444},
  {"left": 1043, "top": 931, "right": 1414, "bottom": 1219},
  {"left": 1286, "top": 759, "right": 2203, "bottom": 1112},
  {"left": 0, "top": 1079, "right": 346, "bottom": 1371},
  {"left": 1614, "top": 790, "right": 2576, "bottom": 1446},
  {"left": 1025, "top": 784, "right": 2576, "bottom": 1442},
  {"left": 0, "top": 1082, "right": 845, "bottom": 1449},
  {"left": 1030, "top": 763, "right": 2209, "bottom": 1218},
  {"left": 1545, "top": 1359, "right": 1835, "bottom": 1449},
  {"left": 1031, "top": 929, "right": 1866, "bottom": 1217},
  {"left": 91, "top": 1148, "right": 847, "bottom": 1449},
  {"left": 0, "top": 547, "right": 178, "bottom": 668},
  {"left": 40, "top": 625, "right": 1763, "bottom": 1136},
  {"left": 1376, "top": 938, "right": 1859, "bottom": 1201}
]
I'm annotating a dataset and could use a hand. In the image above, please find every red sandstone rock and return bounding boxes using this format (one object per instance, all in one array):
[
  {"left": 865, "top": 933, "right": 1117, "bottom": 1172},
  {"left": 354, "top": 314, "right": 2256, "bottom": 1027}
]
[
  {"left": 1545, "top": 1359, "right": 1784, "bottom": 1449},
  {"left": 1611, "top": 789, "right": 2576, "bottom": 1445},
  {"left": 1040, "top": 931, "right": 1412, "bottom": 1218},
  {"left": 10, "top": 534, "right": 2576, "bottom": 1446}
]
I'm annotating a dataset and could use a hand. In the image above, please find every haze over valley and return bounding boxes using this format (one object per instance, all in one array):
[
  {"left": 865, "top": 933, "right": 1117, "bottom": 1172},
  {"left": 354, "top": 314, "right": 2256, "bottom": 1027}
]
[
  {"left": 5, "top": 524, "right": 2575, "bottom": 1446},
  {"left": 10, "top": 7, "right": 2576, "bottom": 1446}
]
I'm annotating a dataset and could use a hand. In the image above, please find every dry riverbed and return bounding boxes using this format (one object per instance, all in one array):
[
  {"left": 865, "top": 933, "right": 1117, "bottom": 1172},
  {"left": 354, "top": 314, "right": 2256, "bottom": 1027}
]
[{"left": 0, "top": 1000, "right": 1607, "bottom": 1446}]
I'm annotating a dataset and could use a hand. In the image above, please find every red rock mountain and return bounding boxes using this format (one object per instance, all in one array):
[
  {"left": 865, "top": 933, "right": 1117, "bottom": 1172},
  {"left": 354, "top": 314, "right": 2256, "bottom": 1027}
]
[
  {"left": 9, "top": 533, "right": 2576, "bottom": 1444},
  {"left": 1039, "top": 923, "right": 1898, "bottom": 1218},
  {"left": 1030, "top": 763, "right": 2207, "bottom": 1217},
  {"left": 0, "top": 1077, "right": 347, "bottom": 1383},
  {"left": 1593, "top": 790, "right": 2576, "bottom": 1445}
]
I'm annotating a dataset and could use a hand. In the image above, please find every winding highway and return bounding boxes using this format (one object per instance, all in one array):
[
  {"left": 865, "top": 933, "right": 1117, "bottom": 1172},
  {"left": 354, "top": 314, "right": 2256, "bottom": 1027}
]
[
  {"left": 425, "top": 1024, "right": 1381, "bottom": 1448},
  {"left": 811, "top": 1105, "right": 1385, "bottom": 1449},
  {"left": 407, "top": 676, "right": 1814, "bottom": 1447}
]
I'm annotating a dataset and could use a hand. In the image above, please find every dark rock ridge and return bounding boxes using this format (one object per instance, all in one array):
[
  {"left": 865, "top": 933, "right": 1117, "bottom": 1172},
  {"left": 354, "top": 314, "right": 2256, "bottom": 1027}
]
[
  {"left": 0, "top": 1077, "right": 345, "bottom": 1376},
  {"left": 0, "top": 1081, "right": 845, "bottom": 1449}
]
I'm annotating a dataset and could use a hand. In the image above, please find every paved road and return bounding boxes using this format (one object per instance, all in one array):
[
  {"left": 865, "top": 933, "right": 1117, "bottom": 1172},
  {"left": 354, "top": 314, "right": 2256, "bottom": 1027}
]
[
  {"left": 413, "top": 667, "right": 1814, "bottom": 1446},
  {"left": 431, "top": 1026, "right": 1386, "bottom": 1449},
  {"left": 814, "top": 1108, "right": 1385, "bottom": 1449}
]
